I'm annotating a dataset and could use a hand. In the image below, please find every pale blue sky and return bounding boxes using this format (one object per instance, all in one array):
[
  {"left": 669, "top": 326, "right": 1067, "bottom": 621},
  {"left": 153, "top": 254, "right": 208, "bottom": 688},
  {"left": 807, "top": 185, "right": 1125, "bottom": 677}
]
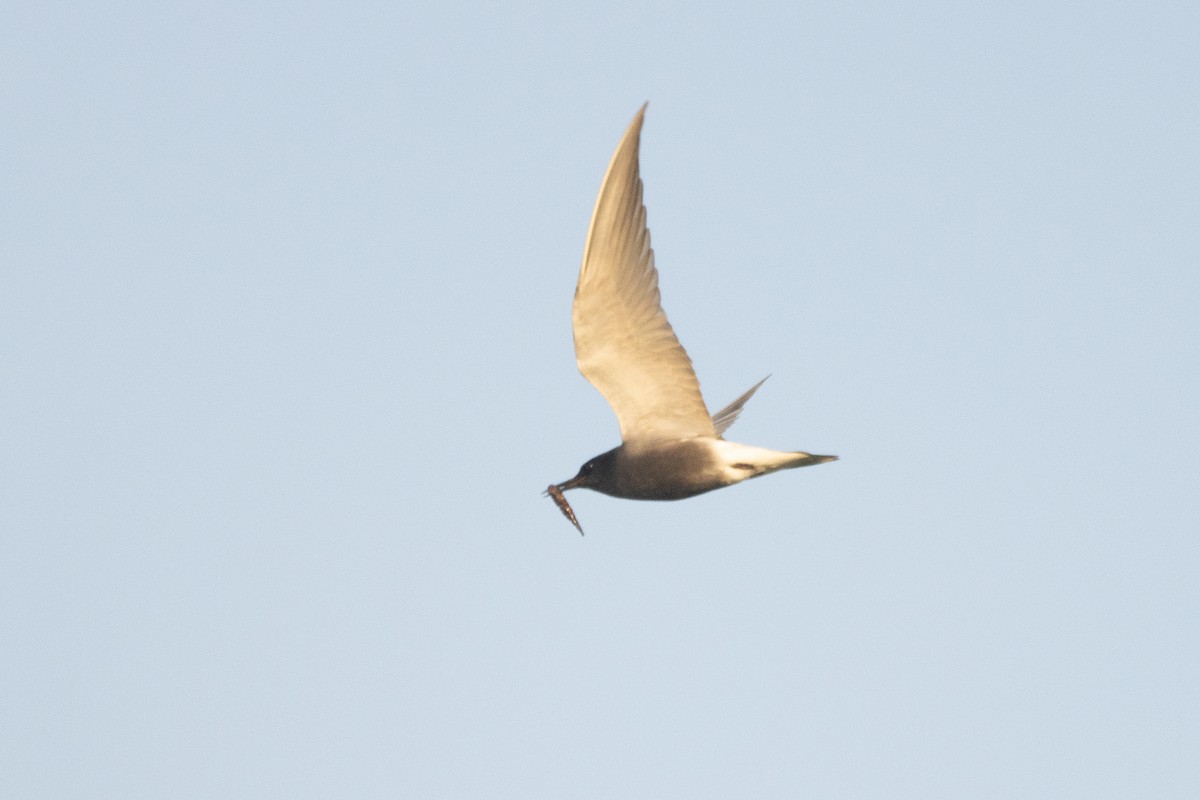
[{"left": 4, "top": 2, "right": 1198, "bottom": 798}]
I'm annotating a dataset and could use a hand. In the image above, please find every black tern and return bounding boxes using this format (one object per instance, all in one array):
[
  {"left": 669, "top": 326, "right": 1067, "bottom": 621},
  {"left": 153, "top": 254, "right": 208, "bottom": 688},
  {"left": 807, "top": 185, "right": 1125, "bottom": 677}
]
[{"left": 547, "top": 104, "right": 836, "bottom": 534}]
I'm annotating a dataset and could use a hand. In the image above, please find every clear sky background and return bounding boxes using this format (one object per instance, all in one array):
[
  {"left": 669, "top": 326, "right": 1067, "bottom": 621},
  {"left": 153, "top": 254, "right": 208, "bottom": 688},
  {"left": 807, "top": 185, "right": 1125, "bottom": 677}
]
[{"left": 4, "top": 2, "right": 1198, "bottom": 798}]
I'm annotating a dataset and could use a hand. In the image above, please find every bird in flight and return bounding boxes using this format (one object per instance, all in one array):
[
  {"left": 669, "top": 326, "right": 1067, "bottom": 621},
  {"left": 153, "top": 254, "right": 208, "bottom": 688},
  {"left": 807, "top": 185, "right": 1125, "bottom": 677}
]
[{"left": 547, "top": 104, "right": 836, "bottom": 534}]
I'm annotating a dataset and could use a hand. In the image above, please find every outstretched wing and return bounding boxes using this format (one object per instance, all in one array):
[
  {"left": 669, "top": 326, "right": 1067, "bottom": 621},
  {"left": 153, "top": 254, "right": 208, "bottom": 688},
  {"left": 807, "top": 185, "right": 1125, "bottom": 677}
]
[
  {"left": 711, "top": 376, "right": 769, "bottom": 437},
  {"left": 572, "top": 104, "right": 714, "bottom": 443}
]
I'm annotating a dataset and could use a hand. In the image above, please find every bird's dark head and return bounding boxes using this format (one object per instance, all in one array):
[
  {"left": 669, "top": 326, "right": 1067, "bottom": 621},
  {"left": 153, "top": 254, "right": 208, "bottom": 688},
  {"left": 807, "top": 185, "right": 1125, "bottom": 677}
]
[{"left": 554, "top": 448, "right": 619, "bottom": 493}]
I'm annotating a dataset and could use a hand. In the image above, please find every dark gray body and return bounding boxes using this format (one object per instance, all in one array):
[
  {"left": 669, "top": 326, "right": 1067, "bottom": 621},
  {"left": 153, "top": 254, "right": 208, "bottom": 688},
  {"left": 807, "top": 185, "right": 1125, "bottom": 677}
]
[
  {"left": 557, "top": 438, "right": 837, "bottom": 504},
  {"left": 572, "top": 440, "right": 730, "bottom": 501}
]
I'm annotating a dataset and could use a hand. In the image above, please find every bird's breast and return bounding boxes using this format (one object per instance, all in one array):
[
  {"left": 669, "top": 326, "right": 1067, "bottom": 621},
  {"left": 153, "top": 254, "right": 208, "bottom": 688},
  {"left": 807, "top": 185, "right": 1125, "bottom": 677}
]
[{"left": 602, "top": 439, "right": 730, "bottom": 501}]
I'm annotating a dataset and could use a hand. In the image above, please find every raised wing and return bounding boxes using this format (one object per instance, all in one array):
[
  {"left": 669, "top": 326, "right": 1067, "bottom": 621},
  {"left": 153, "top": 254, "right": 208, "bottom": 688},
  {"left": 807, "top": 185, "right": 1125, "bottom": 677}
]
[
  {"left": 572, "top": 104, "right": 714, "bottom": 443},
  {"left": 711, "top": 376, "right": 769, "bottom": 437}
]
